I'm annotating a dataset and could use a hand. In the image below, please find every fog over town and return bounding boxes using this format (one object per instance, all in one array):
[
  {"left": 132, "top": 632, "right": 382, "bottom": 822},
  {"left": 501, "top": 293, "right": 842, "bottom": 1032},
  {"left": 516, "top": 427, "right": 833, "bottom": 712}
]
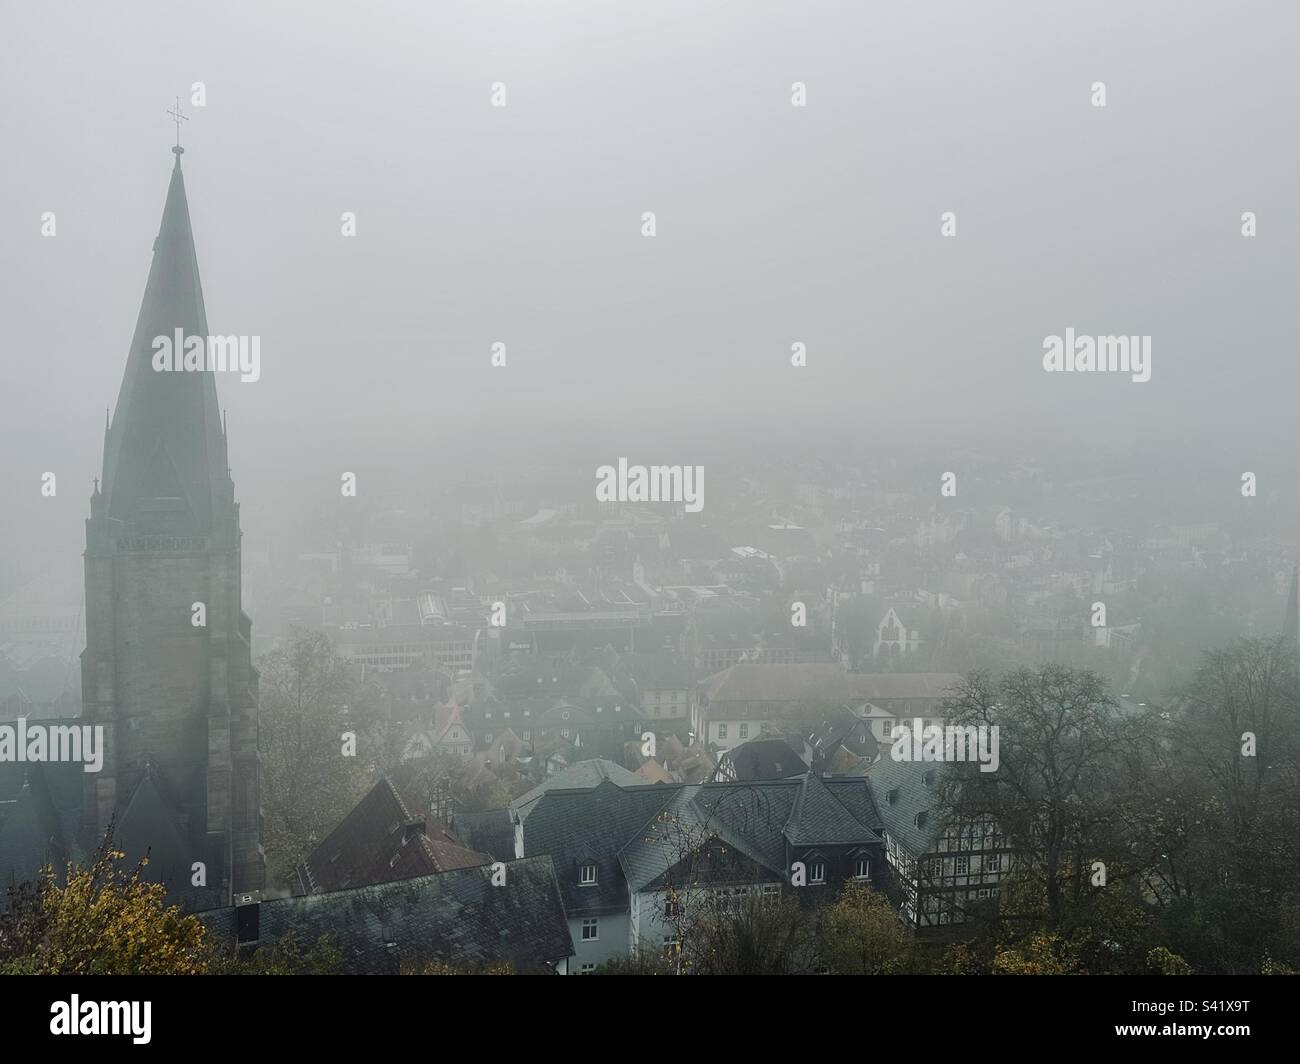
[{"left": 0, "top": 1, "right": 1297, "bottom": 992}]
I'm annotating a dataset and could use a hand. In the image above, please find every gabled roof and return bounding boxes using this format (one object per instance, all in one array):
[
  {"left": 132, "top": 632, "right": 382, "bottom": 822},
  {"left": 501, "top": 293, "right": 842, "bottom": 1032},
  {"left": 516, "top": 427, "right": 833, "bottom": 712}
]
[
  {"left": 617, "top": 773, "right": 882, "bottom": 893},
  {"left": 200, "top": 856, "right": 573, "bottom": 974},
  {"left": 430, "top": 704, "right": 469, "bottom": 745},
  {"left": 784, "top": 772, "right": 879, "bottom": 847},
  {"left": 513, "top": 758, "right": 643, "bottom": 824},
  {"left": 521, "top": 780, "right": 673, "bottom": 915},
  {"left": 617, "top": 785, "right": 785, "bottom": 893},
  {"left": 297, "top": 778, "right": 490, "bottom": 895},
  {"left": 721, "top": 737, "right": 809, "bottom": 781},
  {"left": 113, "top": 766, "right": 204, "bottom": 903}
]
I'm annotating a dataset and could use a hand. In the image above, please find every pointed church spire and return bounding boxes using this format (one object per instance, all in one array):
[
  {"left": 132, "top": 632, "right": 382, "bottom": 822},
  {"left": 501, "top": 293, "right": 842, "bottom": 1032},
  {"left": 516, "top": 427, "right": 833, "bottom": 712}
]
[{"left": 99, "top": 146, "right": 228, "bottom": 536}]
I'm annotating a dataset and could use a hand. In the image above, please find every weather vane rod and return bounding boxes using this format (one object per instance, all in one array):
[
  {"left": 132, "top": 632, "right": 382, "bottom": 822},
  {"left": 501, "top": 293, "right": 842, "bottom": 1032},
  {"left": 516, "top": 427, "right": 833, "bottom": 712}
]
[{"left": 166, "top": 96, "right": 188, "bottom": 154}]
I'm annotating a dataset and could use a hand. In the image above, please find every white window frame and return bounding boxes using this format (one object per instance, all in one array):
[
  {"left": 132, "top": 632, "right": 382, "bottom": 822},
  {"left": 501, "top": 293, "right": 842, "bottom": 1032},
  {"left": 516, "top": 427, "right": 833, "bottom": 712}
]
[
  {"left": 579, "top": 863, "right": 598, "bottom": 886},
  {"left": 581, "top": 918, "right": 599, "bottom": 941}
]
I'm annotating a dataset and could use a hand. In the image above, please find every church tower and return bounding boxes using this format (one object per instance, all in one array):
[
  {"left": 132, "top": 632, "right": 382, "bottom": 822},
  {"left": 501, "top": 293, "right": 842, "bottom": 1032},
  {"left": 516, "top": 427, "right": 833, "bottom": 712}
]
[{"left": 80, "top": 141, "right": 265, "bottom": 906}]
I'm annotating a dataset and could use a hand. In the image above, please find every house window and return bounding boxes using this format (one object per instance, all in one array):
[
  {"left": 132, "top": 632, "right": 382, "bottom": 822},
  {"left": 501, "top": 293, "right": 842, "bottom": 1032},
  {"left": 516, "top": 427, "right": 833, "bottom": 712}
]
[
  {"left": 954, "top": 856, "right": 970, "bottom": 876},
  {"left": 881, "top": 719, "right": 893, "bottom": 737},
  {"left": 739, "top": 723, "right": 749, "bottom": 739},
  {"left": 984, "top": 854, "right": 1000, "bottom": 873},
  {"left": 579, "top": 963, "right": 596, "bottom": 974},
  {"left": 581, "top": 918, "right": 599, "bottom": 941},
  {"left": 853, "top": 858, "right": 871, "bottom": 880},
  {"left": 484, "top": 732, "right": 493, "bottom": 744},
  {"left": 561, "top": 729, "right": 570, "bottom": 739},
  {"left": 579, "top": 863, "right": 598, "bottom": 886},
  {"left": 718, "top": 724, "right": 728, "bottom": 740},
  {"left": 809, "top": 861, "right": 826, "bottom": 884}
]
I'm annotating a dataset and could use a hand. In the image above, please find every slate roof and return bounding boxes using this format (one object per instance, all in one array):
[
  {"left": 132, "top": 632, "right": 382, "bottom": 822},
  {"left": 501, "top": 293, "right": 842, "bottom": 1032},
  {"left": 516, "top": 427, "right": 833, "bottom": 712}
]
[
  {"left": 297, "top": 778, "right": 490, "bottom": 895},
  {"left": 521, "top": 780, "right": 673, "bottom": 915},
  {"left": 784, "top": 772, "right": 879, "bottom": 846},
  {"left": 721, "top": 737, "right": 809, "bottom": 781},
  {"left": 807, "top": 710, "right": 880, "bottom": 763},
  {"left": 523, "top": 770, "right": 884, "bottom": 899},
  {"left": 200, "top": 856, "right": 573, "bottom": 974},
  {"left": 449, "top": 807, "right": 516, "bottom": 863},
  {"left": 618, "top": 784, "right": 793, "bottom": 892},
  {"left": 513, "top": 758, "right": 643, "bottom": 824},
  {"left": 864, "top": 755, "right": 944, "bottom": 855},
  {"left": 114, "top": 767, "right": 222, "bottom": 909}
]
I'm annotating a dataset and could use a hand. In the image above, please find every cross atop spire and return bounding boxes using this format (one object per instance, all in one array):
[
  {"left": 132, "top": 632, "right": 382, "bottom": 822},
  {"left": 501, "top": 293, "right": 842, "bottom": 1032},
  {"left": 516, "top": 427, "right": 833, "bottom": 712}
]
[{"left": 166, "top": 96, "right": 188, "bottom": 155}]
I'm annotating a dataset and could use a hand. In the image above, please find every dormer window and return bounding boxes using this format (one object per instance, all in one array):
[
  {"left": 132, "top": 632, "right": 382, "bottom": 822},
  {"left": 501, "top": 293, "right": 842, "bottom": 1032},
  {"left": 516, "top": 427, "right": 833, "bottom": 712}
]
[
  {"left": 915, "top": 811, "right": 930, "bottom": 829},
  {"left": 886, "top": 788, "right": 899, "bottom": 806},
  {"left": 853, "top": 857, "right": 871, "bottom": 880},
  {"left": 579, "top": 863, "right": 598, "bottom": 886},
  {"left": 809, "top": 860, "right": 827, "bottom": 884},
  {"left": 922, "top": 769, "right": 935, "bottom": 787}
]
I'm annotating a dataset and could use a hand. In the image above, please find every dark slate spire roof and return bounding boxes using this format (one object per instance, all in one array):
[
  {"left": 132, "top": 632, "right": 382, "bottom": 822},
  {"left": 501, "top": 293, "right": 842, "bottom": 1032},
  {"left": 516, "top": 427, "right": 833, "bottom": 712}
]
[{"left": 100, "top": 151, "right": 227, "bottom": 535}]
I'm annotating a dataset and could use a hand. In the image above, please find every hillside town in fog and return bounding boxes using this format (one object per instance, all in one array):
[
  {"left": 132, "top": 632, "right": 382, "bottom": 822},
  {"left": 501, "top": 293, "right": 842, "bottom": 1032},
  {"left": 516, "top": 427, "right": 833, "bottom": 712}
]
[
  {"left": 2, "top": 1, "right": 1297, "bottom": 983},
  {"left": 0, "top": 144, "right": 1295, "bottom": 971}
]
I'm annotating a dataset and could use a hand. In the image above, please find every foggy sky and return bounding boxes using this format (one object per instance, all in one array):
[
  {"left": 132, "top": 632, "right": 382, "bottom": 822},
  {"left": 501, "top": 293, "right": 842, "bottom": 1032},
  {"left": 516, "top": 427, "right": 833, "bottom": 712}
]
[{"left": 1, "top": 0, "right": 1296, "bottom": 572}]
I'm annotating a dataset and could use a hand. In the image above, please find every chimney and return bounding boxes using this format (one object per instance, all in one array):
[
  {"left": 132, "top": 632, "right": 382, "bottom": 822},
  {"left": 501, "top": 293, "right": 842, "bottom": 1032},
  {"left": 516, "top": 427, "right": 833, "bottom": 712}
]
[
  {"left": 235, "top": 890, "right": 262, "bottom": 946},
  {"left": 402, "top": 816, "right": 427, "bottom": 844}
]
